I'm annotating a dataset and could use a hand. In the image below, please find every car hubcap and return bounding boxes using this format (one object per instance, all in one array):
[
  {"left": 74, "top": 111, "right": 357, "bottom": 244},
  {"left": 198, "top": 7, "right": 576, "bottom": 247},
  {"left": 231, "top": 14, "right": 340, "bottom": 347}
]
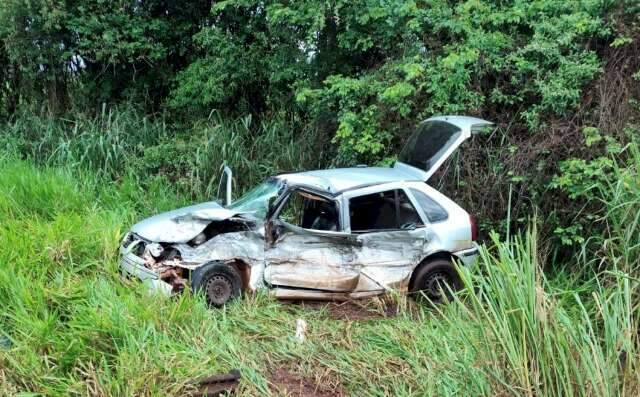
[
  {"left": 205, "top": 275, "right": 232, "bottom": 306},
  {"left": 424, "top": 271, "right": 451, "bottom": 301}
]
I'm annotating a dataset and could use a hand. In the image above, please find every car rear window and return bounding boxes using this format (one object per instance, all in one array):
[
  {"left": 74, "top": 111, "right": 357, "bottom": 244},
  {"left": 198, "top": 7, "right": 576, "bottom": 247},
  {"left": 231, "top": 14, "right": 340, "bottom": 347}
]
[
  {"left": 398, "top": 120, "right": 462, "bottom": 172},
  {"left": 410, "top": 188, "right": 448, "bottom": 223}
]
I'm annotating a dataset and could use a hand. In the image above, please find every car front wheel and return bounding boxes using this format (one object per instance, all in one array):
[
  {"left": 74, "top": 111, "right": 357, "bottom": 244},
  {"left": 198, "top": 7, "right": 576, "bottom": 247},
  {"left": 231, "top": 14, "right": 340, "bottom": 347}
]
[
  {"left": 191, "top": 262, "right": 242, "bottom": 307},
  {"left": 410, "top": 258, "right": 462, "bottom": 304}
]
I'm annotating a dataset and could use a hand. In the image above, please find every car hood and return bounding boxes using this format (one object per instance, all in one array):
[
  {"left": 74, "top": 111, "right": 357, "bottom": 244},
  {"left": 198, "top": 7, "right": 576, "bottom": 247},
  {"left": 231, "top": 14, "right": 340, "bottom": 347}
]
[{"left": 131, "top": 201, "right": 240, "bottom": 243}]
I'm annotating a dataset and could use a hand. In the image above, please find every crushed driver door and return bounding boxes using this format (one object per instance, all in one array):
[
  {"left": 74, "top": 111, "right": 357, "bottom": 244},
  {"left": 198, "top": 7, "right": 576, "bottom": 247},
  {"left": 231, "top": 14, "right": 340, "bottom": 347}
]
[
  {"left": 263, "top": 188, "right": 360, "bottom": 292},
  {"left": 264, "top": 223, "right": 361, "bottom": 291}
]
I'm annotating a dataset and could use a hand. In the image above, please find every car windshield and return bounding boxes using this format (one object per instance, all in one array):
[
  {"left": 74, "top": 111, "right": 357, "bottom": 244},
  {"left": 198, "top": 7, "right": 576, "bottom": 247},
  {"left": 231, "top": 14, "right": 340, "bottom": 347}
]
[{"left": 227, "top": 178, "right": 283, "bottom": 219}]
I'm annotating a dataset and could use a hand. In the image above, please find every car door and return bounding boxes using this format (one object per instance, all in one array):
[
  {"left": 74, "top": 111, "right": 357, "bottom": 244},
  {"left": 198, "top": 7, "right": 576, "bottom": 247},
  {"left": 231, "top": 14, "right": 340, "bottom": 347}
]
[
  {"left": 263, "top": 188, "right": 361, "bottom": 292},
  {"left": 394, "top": 116, "right": 493, "bottom": 181},
  {"left": 342, "top": 187, "right": 429, "bottom": 292}
]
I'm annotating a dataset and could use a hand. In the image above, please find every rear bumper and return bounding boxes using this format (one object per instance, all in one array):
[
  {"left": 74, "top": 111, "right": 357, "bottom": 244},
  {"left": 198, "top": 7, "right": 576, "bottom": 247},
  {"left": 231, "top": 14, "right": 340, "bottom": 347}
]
[
  {"left": 119, "top": 245, "right": 173, "bottom": 296},
  {"left": 454, "top": 244, "right": 480, "bottom": 267}
]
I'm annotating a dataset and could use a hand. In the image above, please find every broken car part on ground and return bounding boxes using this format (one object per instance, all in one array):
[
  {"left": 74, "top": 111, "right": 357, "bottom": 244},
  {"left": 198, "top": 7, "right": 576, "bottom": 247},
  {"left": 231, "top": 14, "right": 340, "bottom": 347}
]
[
  {"left": 186, "top": 369, "right": 241, "bottom": 397},
  {"left": 120, "top": 116, "right": 490, "bottom": 306}
]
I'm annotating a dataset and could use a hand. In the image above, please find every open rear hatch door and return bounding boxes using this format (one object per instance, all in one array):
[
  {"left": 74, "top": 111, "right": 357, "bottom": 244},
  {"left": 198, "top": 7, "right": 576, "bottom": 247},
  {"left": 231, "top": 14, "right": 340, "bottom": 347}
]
[{"left": 394, "top": 115, "right": 493, "bottom": 181}]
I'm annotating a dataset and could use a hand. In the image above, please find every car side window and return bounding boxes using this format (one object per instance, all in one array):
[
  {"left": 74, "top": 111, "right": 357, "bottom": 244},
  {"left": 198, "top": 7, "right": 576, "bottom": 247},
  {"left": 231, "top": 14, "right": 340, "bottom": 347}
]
[
  {"left": 409, "top": 188, "right": 448, "bottom": 223},
  {"left": 397, "top": 189, "right": 424, "bottom": 228},
  {"left": 277, "top": 190, "right": 340, "bottom": 231},
  {"left": 349, "top": 189, "right": 422, "bottom": 232}
]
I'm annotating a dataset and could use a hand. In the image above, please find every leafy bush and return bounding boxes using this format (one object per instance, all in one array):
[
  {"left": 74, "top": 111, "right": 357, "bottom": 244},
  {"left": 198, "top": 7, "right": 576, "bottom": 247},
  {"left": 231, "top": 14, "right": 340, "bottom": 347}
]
[
  {"left": 0, "top": 0, "right": 211, "bottom": 111},
  {"left": 551, "top": 125, "right": 638, "bottom": 252},
  {"left": 168, "top": 0, "right": 610, "bottom": 163}
]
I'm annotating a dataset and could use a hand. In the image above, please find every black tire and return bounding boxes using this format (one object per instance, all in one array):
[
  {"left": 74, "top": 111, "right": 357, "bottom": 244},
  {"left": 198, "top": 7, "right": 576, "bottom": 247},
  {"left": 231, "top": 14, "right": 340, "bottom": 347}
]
[
  {"left": 191, "top": 262, "right": 242, "bottom": 307},
  {"left": 410, "top": 258, "right": 462, "bottom": 305}
]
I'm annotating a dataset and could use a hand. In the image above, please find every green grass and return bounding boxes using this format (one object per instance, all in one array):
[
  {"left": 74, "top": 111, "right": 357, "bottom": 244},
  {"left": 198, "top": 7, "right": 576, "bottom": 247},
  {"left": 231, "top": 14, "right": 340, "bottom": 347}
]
[
  {"left": 0, "top": 108, "right": 324, "bottom": 201},
  {"left": 0, "top": 142, "right": 638, "bottom": 395}
]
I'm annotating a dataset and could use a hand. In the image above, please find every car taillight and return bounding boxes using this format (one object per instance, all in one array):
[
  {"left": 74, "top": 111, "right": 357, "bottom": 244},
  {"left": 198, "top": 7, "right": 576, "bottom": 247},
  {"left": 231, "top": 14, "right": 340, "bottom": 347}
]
[{"left": 470, "top": 215, "right": 478, "bottom": 241}]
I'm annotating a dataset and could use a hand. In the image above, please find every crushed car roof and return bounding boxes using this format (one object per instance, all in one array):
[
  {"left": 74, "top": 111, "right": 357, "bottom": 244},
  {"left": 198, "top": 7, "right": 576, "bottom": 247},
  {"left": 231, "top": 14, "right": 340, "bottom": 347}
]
[{"left": 277, "top": 166, "right": 420, "bottom": 194}]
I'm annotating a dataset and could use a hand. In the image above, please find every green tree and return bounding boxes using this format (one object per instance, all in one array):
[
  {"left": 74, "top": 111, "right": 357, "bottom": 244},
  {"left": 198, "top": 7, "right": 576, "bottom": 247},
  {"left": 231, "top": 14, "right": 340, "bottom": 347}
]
[
  {"left": 0, "top": 0, "right": 210, "bottom": 113},
  {"left": 171, "top": 0, "right": 610, "bottom": 164},
  {"left": 0, "top": 0, "right": 73, "bottom": 112}
]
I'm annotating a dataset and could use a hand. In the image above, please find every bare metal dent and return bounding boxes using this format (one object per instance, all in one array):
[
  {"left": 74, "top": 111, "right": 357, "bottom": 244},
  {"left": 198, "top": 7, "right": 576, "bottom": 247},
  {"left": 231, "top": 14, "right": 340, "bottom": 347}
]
[
  {"left": 266, "top": 229, "right": 424, "bottom": 294},
  {"left": 130, "top": 201, "right": 240, "bottom": 243},
  {"left": 174, "top": 231, "right": 264, "bottom": 266}
]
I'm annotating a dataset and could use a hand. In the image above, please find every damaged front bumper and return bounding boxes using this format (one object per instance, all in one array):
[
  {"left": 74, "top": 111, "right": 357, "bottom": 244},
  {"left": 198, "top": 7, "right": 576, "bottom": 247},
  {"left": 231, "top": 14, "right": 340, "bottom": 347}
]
[{"left": 119, "top": 242, "right": 174, "bottom": 296}]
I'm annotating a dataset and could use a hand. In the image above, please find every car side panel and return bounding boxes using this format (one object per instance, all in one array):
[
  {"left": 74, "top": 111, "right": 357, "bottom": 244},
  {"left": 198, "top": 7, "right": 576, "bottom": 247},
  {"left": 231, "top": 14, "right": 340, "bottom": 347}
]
[
  {"left": 264, "top": 232, "right": 359, "bottom": 291},
  {"left": 348, "top": 230, "right": 426, "bottom": 292}
]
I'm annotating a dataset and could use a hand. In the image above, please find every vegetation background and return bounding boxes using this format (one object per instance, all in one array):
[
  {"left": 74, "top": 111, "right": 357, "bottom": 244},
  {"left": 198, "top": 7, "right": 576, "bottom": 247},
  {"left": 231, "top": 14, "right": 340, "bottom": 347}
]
[{"left": 0, "top": 0, "right": 638, "bottom": 395}]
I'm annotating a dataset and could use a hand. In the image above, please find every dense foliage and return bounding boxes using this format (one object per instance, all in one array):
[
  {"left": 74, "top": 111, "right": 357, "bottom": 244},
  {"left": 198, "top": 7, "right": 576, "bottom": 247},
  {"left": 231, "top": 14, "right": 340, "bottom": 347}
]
[
  {"left": 0, "top": 1, "right": 618, "bottom": 150},
  {"left": 0, "top": 0, "right": 210, "bottom": 111}
]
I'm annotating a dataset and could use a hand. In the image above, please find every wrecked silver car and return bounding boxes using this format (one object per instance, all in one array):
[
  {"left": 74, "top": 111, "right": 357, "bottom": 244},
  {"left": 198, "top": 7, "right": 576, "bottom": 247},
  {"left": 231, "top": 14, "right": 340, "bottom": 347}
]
[{"left": 120, "top": 116, "right": 490, "bottom": 306}]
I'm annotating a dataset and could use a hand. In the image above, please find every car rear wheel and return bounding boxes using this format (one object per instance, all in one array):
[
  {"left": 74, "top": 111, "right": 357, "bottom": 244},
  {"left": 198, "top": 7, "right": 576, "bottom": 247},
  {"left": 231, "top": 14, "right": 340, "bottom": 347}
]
[
  {"left": 192, "top": 262, "right": 241, "bottom": 307},
  {"left": 410, "top": 258, "right": 462, "bottom": 305}
]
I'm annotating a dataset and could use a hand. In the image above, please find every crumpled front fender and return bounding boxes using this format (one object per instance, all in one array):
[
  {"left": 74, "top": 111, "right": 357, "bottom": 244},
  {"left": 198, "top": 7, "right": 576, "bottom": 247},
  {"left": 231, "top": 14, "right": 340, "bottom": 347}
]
[{"left": 131, "top": 201, "right": 239, "bottom": 243}]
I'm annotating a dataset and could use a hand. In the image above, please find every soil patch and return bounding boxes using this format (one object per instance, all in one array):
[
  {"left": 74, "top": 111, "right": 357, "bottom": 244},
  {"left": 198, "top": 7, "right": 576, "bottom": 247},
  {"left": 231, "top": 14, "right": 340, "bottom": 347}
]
[
  {"left": 269, "top": 365, "right": 344, "bottom": 397},
  {"left": 282, "top": 296, "right": 408, "bottom": 320}
]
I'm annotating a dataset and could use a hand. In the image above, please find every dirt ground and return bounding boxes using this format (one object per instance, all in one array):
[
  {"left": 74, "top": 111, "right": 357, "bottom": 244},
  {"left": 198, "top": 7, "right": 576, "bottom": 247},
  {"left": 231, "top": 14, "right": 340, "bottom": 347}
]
[
  {"left": 269, "top": 364, "right": 345, "bottom": 397},
  {"left": 268, "top": 298, "right": 413, "bottom": 395},
  {"left": 280, "top": 296, "right": 411, "bottom": 321}
]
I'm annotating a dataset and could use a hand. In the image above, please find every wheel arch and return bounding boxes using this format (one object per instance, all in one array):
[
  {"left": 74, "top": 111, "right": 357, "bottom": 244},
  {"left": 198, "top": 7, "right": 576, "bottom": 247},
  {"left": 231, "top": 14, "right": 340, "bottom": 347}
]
[
  {"left": 190, "top": 259, "right": 251, "bottom": 291},
  {"left": 408, "top": 251, "right": 455, "bottom": 291},
  {"left": 228, "top": 259, "right": 251, "bottom": 291},
  {"left": 191, "top": 260, "right": 243, "bottom": 307}
]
